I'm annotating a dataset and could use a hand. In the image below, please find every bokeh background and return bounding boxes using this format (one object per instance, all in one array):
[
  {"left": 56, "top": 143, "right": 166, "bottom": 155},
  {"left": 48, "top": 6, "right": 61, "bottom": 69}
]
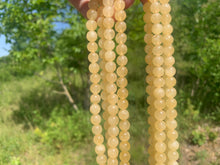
[{"left": 0, "top": 0, "right": 219, "bottom": 164}]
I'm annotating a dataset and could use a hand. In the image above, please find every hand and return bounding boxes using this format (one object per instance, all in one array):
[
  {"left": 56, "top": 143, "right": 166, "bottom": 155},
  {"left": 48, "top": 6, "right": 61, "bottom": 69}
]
[{"left": 68, "top": 0, "right": 148, "bottom": 19}]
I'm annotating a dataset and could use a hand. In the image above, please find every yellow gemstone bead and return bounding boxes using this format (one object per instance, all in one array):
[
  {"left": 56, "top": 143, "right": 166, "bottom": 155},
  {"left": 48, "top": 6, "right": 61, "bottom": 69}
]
[
  {"left": 150, "top": 2, "right": 161, "bottom": 13},
  {"left": 168, "top": 151, "right": 179, "bottom": 160},
  {"left": 107, "top": 158, "right": 118, "bottom": 165},
  {"left": 87, "top": 42, "right": 98, "bottom": 52},
  {"left": 144, "top": 34, "right": 152, "bottom": 44},
  {"left": 167, "top": 130, "right": 178, "bottom": 140},
  {"left": 151, "top": 13, "right": 162, "bottom": 24},
  {"left": 119, "top": 120, "right": 130, "bottom": 131},
  {"left": 104, "top": 40, "right": 115, "bottom": 51},
  {"left": 152, "top": 45, "right": 163, "bottom": 56},
  {"left": 164, "top": 56, "right": 175, "bottom": 66},
  {"left": 108, "top": 126, "right": 120, "bottom": 136},
  {"left": 161, "top": 14, "right": 172, "bottom": 25},
  {"left": 154, "top": 78, "right": 165, "bottom": 87},
  {"left": 117, "top": 55, "right": 128, "bottom": 66},
  {"left": 106, "top": 83, "right": 117, "bottom": 94},
  {"left": 152, "top": 34, "right": 162, "bottom": 45},
  {"left": 166, "top": 119, "right": 177, "bottom": 129},
  {"left": 154, "top": 131, "right": 166, "bottom": 141},
  {"left": 107, "top": 94, "right": 118, "bottom": 105},
  {"left": 115, "top": 21, "right": 127, "bottom": 33},
  {"left": 90, "top": 104, "right": 101, "bottom": 115},
  {"left": 87, "top": 31, "right": 98, "bottom": 42},
  {"left": 168, "top": 140, "right": 179, "bottom": 150},
  {"left": 108, "top": 137, "right": 119, "bottom": 148},
  {"left": 105, "top": 51, "right": 116, "bottom": 61},
  {"left": 165, "top": 77, "right": 176, "bottom": 87},
  {"left": 167, "top": 161, "right": 178, "bottom": 165},
  {"left": 155, "top": 142, "right": 166, "bottom": 152},
  {"left": 96, "top": 155, "right": 107, "bottom": 164},
  {"left": 116, "top": 33, "right": 127, "bottom": 44},
  {"left": 95, "top": 144, "right": 106, "bottom": 154},
  {"left": 117, "top": 66, "right": 128, "bottom": 77},
  {"left": 118, "top": 99, "right": 129, "bottom": 109},
  {"left": 104, "top": 29, "right": 115, "bottom": 40},
  {"left": 155, "top": 153, "right": 166, "bottom": 163},
  {"left": 117, "top": 88, "right": 128, "bottom": 99},
  {"left": 108, "top": 105, "right": 118, "bottom": 116},
  {"left": 163, "top": 24, "right": 173, "bottom": 34},
  {"left": 152, "top": 67, "right": 164, "bottom": 77},
  {"left": 86, "top": 20, "right": 97, "bottom": 31},
  {"left": 108, "top": 148, "right": 119, "bottom": 158},
  {"left": 90, "top": 95, "right": 101, "bottom": 104},
  {"left": 117, "top": 77, "right": 128, "bottom": 88},
  {"left": 120, "top": 162, "right": 130, "bottom": 165},
  {"left": 143, "top": 13, "right": 151, "bottom": 23},
  {"left": 165, "top": 67, "right": 176, "bottom": 77},
  {"left": 94, "top": 134, "right": 104, "bottom": 145},
  {"left": 153, "top": 88, "right": 165, "bottom": 98},
  {"left": 166, "top": 109, "right": 177, "bottom": 119},
  {"left": 165, "top": 88, "right": 177, "bottom": 98},
  {"left": 105, "top": 62, "right": 116, "bottom": 72},
  {"left": 103, "top": 6, "right": 114, "bottom": 17},
  {"left": 119, "top": 141, "right": 130, "bottom": 151},
  {"left": 91, "top": 115, "right": 101, "bottom": 125},
  {"left": 87, "top": 9, "right": 98, "bottom": 20},
  {"left": 103, "top": 18, "right": 115, "bottom": 28},
  {"left": 160, "top": 4, "right": 171, "bottom": 14},
  {"left": 144, "top": 45, "right": 153, "bottom": 54},
  {"left": 120, "top": 152, "right": 131, "bottom": 162},
  {"left": 115, "top": 10, "right": 126, "bottom": 21},
  {"left": 108, "top": 116, "right": 119, "bottom": 125},
  {"left": 152, "top": 24, "right": 163, "bottom": 34},
  {"left": 114, "top": 0, "right": 125, "bottom": 11},
  {"left": 103, "top": 0, "right": 114, "bottom": 6},
  {"left": 163, "top": 35, "right": 174, "bottom": 45},
  {"left": 90, "top": 73, "right": 101, "bottom": 83},
  {"left": 118, "top": 110, "right": 129, "bottom": 120},
  {"left": 166, "top": 98, "right": 177, "bottom": 108},
  {"left": 119, "top": 131, "right": 130, "bottom": 141},
  {"left": 88, "top": 52, "right": 99, "bottom": 63},
  {"left": 155, "top": 121, "right": 166, "bottom": 131},
  {"left": 90, "top": 84, "right": 101, "bottom": 94},
  {"left": 154, "top": 110, "right": 166, "bottom": 121},
  {"left": 153, "top": 56, "right": 164, "bottom": 66},
  {"left": 144, "top": 24, "right": 152, "bottom": 33}
]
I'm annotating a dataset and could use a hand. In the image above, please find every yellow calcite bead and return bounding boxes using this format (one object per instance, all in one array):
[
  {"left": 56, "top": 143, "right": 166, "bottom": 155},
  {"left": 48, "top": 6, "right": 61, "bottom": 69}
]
[
  {"left": 90, "top": 94, "right": 100, "bottom": 104},
  {"left": 152, "top": 67, "right": 164, "bottom": 77},
  {"left": 153, "top": 88, "right": 165, "bottom": 98},
  {"left": 165, "top": 77, "right": 176, "bottom": 87},
  {"left": 164, "top": 56, "right": 175, "bottom": 66},
  {"left": 152, "top": 34, "right": 162, "bottom": 45},
  {"left": 119, "top": 141, "right": 130, "bottom": 151},
  {"left": 95, "top": 144, "right": 106, "bottom": 154},
  {"left": 161, "top": 14, "right": 172, "bottom": 25},
  {"left": 88, "top": 0, "right": 99, "bottom": 10},
  {"left": 120, "top": 152, "right": 131, "bottom": 162},
  {"left": 165, "top": 67, "right": 176, "bottom": 77},
  {"left": 166, "top": 119, "right": 177, "bottom": 129},
  {"left": 163, "top": 24, "right": 173, "bottom": 34},
  {"left": 94, "top": 134, "right": 104, "bottom": 145},
  {"left": 103, "top": 6, "right": 114, "bottom": 17},
  {"left": 117, "top": 66, "right": 128, "bottom": 77},
  {"left": 163, "top": 35, "right": 174, "bottom": 45},
  {"left": 108, "top": 94, "right": 118, "bottom": 104},
  {"left": 144, "top": 45, "right": 153, "bottom": 54},
  {"left": 105, "top": 51, "right": 116, "bottom": 61},
  {"left": 143, "top": 13, "right": 151, "bottom": 23},
  {"left": 168, "top": 140, "right": 179, "bottom": 150},
  {"left": 115, "top": 10, "right": 126, "bottom": 21},
  {"left": 160, "top": 4, "right": 171, "bottom": 14},
  {"left": 117, "top": 55, "right": 128, "bottom": 66},
  {"left": 119, "top": 120, "right": 130, "bottom": 131},
  {"left": 105, "top": 62, "right": 116, "bottom": 72},
  {"left": 144, "top": 34, "right": 152, "bottom": 44},
  {"left": 155, "top": 131, "right": 166, "bottom": 141},
  {"left": 166, "top": 98, "right": 177, "bottom": 108},
  {"left": 106, "top": 83, "right": 117, "bottom": 94},
  {"left": 118, "top": 110, "right": 129, "bottom": 120},
  {"left": 108, "top": 137, "right": 119, "bottom": 148},
  {"left": 165, "top": 88, "right": 177, "bottom": 98},
  {"left": 87, "top": 42, "right": 98, "bottom": 52},
  {"left": 163, "top": 45, "right": 174, "bottom": 56},
  {"left": 166, "top": 109, "right": 177, "bottom": 119},
  {"left": 154, "top": 78, "right": 165, "bottom": 87},
  {"left": 119, "top": 131, "right": 130, "bottom": 141},
  {"left": 91, "top": 115, "right": 102, "bottom": 125},
  {"left": 167, "top": 130, "right": 178, "bottom": 140},
  {"left": 108, "top": 116, "right": 119, "bottom": 125},
  {"left": 152, "top": 24, "right": 163, "bottom": 34},
  {"left": 103, "top": 0, "right": 114, "bottom": 6},
  {"left": 115, "top": 22, "right": 127, "bottom": 33},
  {"left": 92, "top": 125, "right": 102, "bottom": 135},
  {"left": 90, "top": 73, "right": 101, "bottom": 83},
  {"left": 87, "top": 9, "right": 98, "bottom": 20},
  {"left": 104, "top": 40, "right": 115, "bottom": 50},
  {"left": 86, "top": 20, "right": 97, "bottom": 31},
  {"left": 168, "top": 151, "right": 179, "bottom": 160},
  {"left": 118, "top": 99, "right": 129, "bottom": 109},
  {"left": 117, "top": 88, "right": 128, "bottom": 99},
  {"left": 117, "top": 77, "right": 128, "bottom": 88},
  {"left": 90, "top": 103, "right": 101, "bottom": 114},
  {"left": 150, "top": 2, "right": 161, "bottom": 13},
  {"left": 151, "top": 13, "right": 162, "bottom": 24},
  {"left": 107, "top": 158, "right": 118, "bottom": 165},
  {"left": 155, "top": 153, "right": 166, "bottom": 163},
  {"left": 154, "top": 110, "right": 166, "bottom": 121},
  {"left": 153, "top": 56, "right": 164, "bottom": 66},
  {"left": 87, "top": 31, "right": 98, "bottom": 42},
  {"left": 108, "top": 105, "right": 119, "bottom": 116},
  {"left": 146, "top": 76, "right": 154, "bottom": 85},
  {"left": 108, "top": 148, "right": 119, "bottom": 158},
  {"left": 106, "top": 73, "right": 117, "bottom": 82},
  {"left": 120, "top": 162, "right": 130, "bottom": 165},
  {"left": 103, "top": 18, "right": 115, "bottom": 28},
  {"left": 114, "top": 0, "right": 125, "bottom": 11},
  {"left": 143, "top": 2, "right": 151, "bottom": 12},
  {"left": 88, "top": 52, "right": 99, "bottom": 63},
  {"left": 116, "top": 33, "right": 127, "bottom": 44},
  {"left": 155, "top": 121, "right": 166, "bottom": 131},
  {"left": 90, "top": 84, "right": 101, "bottom": 94},
  {"left": 152, "top": 45, "right": 163, "bottom": 56},
  {"left": 144, "top": 24, "right": 153, "bottom": 33},
  {"left": 104, "top": 29, "right": 115, "bottom": 40},
  {"left": 96, "top": 155, "right": 107, "bottom": 164},
  {"left": 155, "top": 142, "right": 166, "bottom": 153},
  {"left": 108, "top": 126, "right": 120, "bottom": 136}
]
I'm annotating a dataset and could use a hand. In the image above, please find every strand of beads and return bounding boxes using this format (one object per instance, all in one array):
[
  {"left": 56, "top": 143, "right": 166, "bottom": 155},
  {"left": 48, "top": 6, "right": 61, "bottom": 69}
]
[
  {"left": 102, "top": 0, "right": 120, "bottom": 164},
  {"left": 144, "top": 0, "right": 167, "bottom": 164},
  {"left": 114, "top": 0, "right": 131, "bottom": 164},
  {"left": 160, "top": 0, "right": 179, "bottom": 165},
  {"left": 87, "top": 0, "right": 107, "bottom": 165}
]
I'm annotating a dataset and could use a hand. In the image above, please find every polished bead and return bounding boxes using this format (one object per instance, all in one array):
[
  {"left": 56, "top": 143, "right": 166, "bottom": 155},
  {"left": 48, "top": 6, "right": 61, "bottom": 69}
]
[
  {"left": 166, "top": 98, "right": 177, "bottom": 108},
  {"left": 161, "top": 14, "right": 172, "bottom": 25},
  {"left": 119, "top": 131, "right": 130, "bottom": 141},
  {"left": 106, "top": 83, "right": 117, "bottom": 94},
  {"left": 97, "top": 17, "right": 104, "bottom": 27},
  {"left": 164, "top": 56, "right": 175, "bottom": 66},
  {"left": 143, "top": 2, "right": 151, "bottom": 12},
  {"left": 152, "top": 45, "right": 163, "bottom": 56},
  {"left": 152, "top": 24, "right": 163, "bottom": 34},
  {"left": 168, "top": 151, "right": 179, "bottom": 160},
  {"left": 95, "top": 144, "right": 106, "bottom": 154},
  {"left": 108, "top": 137, "right": 119, "bottom": 148},
  {"left": 165, "top": 77, "right": 176, "bottom": 87},
  {"left": 163, "top": 35, "right": 174, "bottom": 45},
  {"left": 118, "top": 110, "right": 129, "bottom": 120},
  {"left": 166, "top": 109, "right": 177, "bottom": 119},
  {"left": 163, "top": 45, "right": 174, "bottom": 56},
  {"left": 114, "top": 0, "right": 125, "bottom": 10},
  {"left": 160, "top": 4, "right": 171, "bottom": 14},
  {"left": 145, "top": 45, "right": 153, "bottom": 54},
  {"left": 154, "top": 78, "right": 165, "bottom": 87},
  {"left": 87, "top": 42, "right": 98, "bottom": 52},
  {"left": 96, "top": 155, "right": 107, "bottom": 164},
  {"left": 165, "top": 67, "right": 176, "bottom": 77},
  {"left": 103, "top": 0, "right": 114, "bottom": 6},
  {"left": 151, "top": 13, "right": 162, "bottom": 24},
  {"left": 153, "top": 67, "right": 164, "bottom": 77},
  {"left": 144, "top": 24, "right": 152, "bottom": 33},
  {"left": 105, "top": 62, "right": 116, "bottom": 72},
  {"left": 106, "top": 73, "right": 117, "bottom": 82},
  {"left": 108, "top": 126, "right": 119, "bottom": 136},
  {"left": 117, "top": 77, "right": 128, "bottom": 88},
  {"left": 155, "top": 121, "right": 166, "bottom": 131},
  {"left": 90, "top": 84, "right": 101, "bottom": 94},
  {"left": 107, "top": 158, "right": 118, "bottom": 165},
  {"left": 155, "top": 142, "right": 166, "bottom": 152},
  {"left": 116, "top": 44, "right": 128, "bottom": 55},
  {"left": 115, "top": 10, "right": 126, "bottom": 21},
  {"left": 104, "top": 40, "right": 115, "bottom": 51},
  {"left": 91, "top": 115, "right": 101, "bottom": 125},
  {"left": 119, "top": 120, "right": 130, "bottom": 131},
  {"left": 167, "top": 130, "right": 178, "bottom": 140},
  {"left": 119, "top": 141, "right": 130, "bottom": 151},
  {"left": 105, "top": 51, "right": 116, "bottom": 61},
  {"left": 145, "top": 65, "right": 153, "bottom": 74},
  {"left": 87, "top": 31, "right": 97, "bottom": 42},
  {"left": 86, "top": 20, "right": 97, "bottom": 31},
  {"left": 103, "top": 18, "right": 115, "bottom": 28},
  {"left": 168, "top": 140, "right": 179, "bottom": 150},
  {"left": 117, "top": 88, "right": 128, "bottom": 99},
  {"left": 117, "top": 66, "right": 128, "bottom": 77},
  {"left": 90, "top": 73, "right": 101, "bottom": 83},
  {"left": 166, "top": 88, "right": 177, "bottom": 98},
  {"left": 144, "top": 34, "right": 152, "bottom": 44},
  {"left": 118, "top": 99, "right": 129, "bottom": 109},
  {"left": 108, "top": 148, "right": 119, "bottom": 158},
  {"left": 155, "top": 131, "right": 166, "bottom": 141},
  {"left": 154, "top": 110, "right": 166, "bottom": 121},
  {"left": 117, "top": 55, "right": 128, "bottom": 66},
  {"left": 153, "top": 88, "right": 165, "bottom": 98},
  {"left": 120, "top": 152, "right": 131, "bottom": 162},
  {"left": 155, "top": 153, "right": 166, "bottom": 163},
  {"left": 120, "top": 162, "right": 130, "bottom": 165},
  {"left": 116, "top": 33, "right": 127, "bottom": 44},
  {"left": 108, "top": 105, "right": 119, "bottom": 116},
  {"left": 107, "top": 94, "right": 118, "bottom": 105},
  {"left": 87, "top": 9, "right": 97, "bottom": 20},
  {"left": 103, "top": 6, "right": 114, "bottom": 17},
  {"left": 146, "top": 76, "right": 154, "bottom": 85},
  {"left": 115, "top": 21, "right": 127, "bottom": 33},
  {"left": 143, "top": 13, "right": 151, "bottom": 23},
  {"left": 94, "top": 134, "right": 104, "bottom": 145},
  {"left": 88, "top": 52, "right": 99, "bottom": 63},
  {"left": 163, "top": 24, "right": 173, "bottom": 34},
  {"left": 153, "top": 56, "right": 164, "bottom": 66},
  {"left": 90, "top": 104, "right": 101, "bottom": 114},
  {"left": 150, "top": 2, "right": 160, "bottom": 13},
  {"left": 104, "top": 29, "right": 115, "bottom": 40},
  {"left": 108, "top": 116, "right": 119, "bottom": 125},
  {"left": 152, "top": 34, "right": 162, "bottom": 45},
  {"left": 90, "top": 94, "right": 101, "bottom": 104},
  {"left": 166, "top": 119, "right": 177, "bottom": 129}
]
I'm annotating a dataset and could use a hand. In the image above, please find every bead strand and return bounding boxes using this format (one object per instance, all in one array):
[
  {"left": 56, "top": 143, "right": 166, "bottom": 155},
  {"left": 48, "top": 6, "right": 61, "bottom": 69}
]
[
  {"left": 87, "top": 1, "right": 107, "bottom": 165},
  {"left": 102, "top": 0, "right": 120, "bottom": 164},
  {"left": 114, "top": 0, "right": 131, "bottom": 164},
  {"left": 144, "top": 0, "right": 168, "bottom": 164},
  {"left": 160, "top": 0, "right": 179, "bottom": 165}
]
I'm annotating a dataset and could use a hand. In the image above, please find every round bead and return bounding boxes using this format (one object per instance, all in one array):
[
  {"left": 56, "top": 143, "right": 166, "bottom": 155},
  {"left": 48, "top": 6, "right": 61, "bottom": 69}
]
[
  {"left": 87, "top": 9, "right": 97, "bottom": 20},
  {"left": 117, "top": 88, "right": 128, "bottom": 99},
  {"left": 119, "top": 131, "right": 130, "bottom": 141},
  {"left": 154, "top": 78, "right": 165, "bottom": 87},
  {"left": 108, "top": 126, "right": 119, "bottom": 136},
  {"left": 114, "top": 0, "right": 125, "bottom": 10},
  {"left": 154, "top": 110, "right": 166, "bottom": 121},
  {"left": 145, "top": 65, "right": 153, "bottom": 74},
  {"left": 108, "top": 137, "right": 119, "bottom": 148},
  {"left": 152, "top": 45, "right": 163, "bottom": 56},
  {"left": 108, "top": 94, "right": 118, "bottom": 105},
  {"left": 103, "top": 18, "right": 115, "bottom": 28},
  {"left": 108, "top": 105, "right": 119, "bottom": 116},
  {"left": 166, "top": 109, "right": 177, "bottom": 119},
  {"left": 166, "top": 98, "right": 177, "bottom": 108},
  {"left": 145, "top": 45, "right": 153, "bottom": 54},
  {"left": 106, "top": 83, "right": 117, "bottom": 94},
  {"left": 90, "top": 73, "right": 101, "bottom": 83},
  {"left": 119, "top": 110, "right": 129, "bottom": 120},
  {"left": 161, "top": 14, "right": 172, "bottom": 25},
  {"left": 150, "top": 2, "right": 160, "bottom": 13},
  {"left": 95, "top": 144, "right": 106, "bottom": 154},
  {"left": 115, "top": 21, "right": 127, "bottom": 33},
  {"left": 87, "top": 31, "right": 97, "bottom": 42},
  {"left": 107, "top": 158, "right": 118, "bottom": 165},
  {"left": 143, "top": 2, "right": 151, "bottom": 12},
  {"left": 153, "top": 56, "right": 164, "bottom": 66},
  {"left": 106, "top": 73, "right": 117, "bottom": 83},
  {"left": 163, "top": 45, "right": 174, "bottom": 56},
  {"left": 89, "top": 63, "right": 99, "bottom": 74},
  {"left": 152, "top": 24, "right": 163, "bottom": 34},
  {"left": 144, "top": 24, "right": 152, "bottom": 33},
  {"left": 87, "top": 42, "right": 98, "bottom": 52},
  {"left": 90, "top": 104, "right": 101, "bottom": 114},
  {"left": 119, "top": 141, "right": 130, "bottom": 151},
  {"left": 143, "top": 13, "right": 151, "bottom": 23},
  {"left": 168, "top": 151, "right": 179, "bottom": 160},
  {"left": 153, "top": 67, "right": 164, "bottom": 77},
  {"left": 167, "top": 130, "right": 178, "bottom": 140},
  {"left": 155, "top": 121, "right": 166, "bottom": 131},
  {"left": 164, "top": 56, "right": 175, "bottom": 66},
  {"left": 168, "top": 140, "right": 179, "bottom": 150},
  {"left": 165, "top": 77, "right": 176, "bottom": 87},
  {"left": 116, "top": 33, "right": 127, "bottom": 44},
  {"left": 120, "top": 152, "right": 131, "bottom": 162},
  {"left": 117, "top": 77, "right": 128, "bottom": 88},
  {"left": 105, "top": 62, "right": 116, "bottom": 72},
  {"left": 96, "top": 155, "right": 107, "bottom": 164},
  {"left": 115, "top": 10, "right": 126, "bottom": 21},
  {"left": 151, "top": 13, "right": 161, "bottom": 24},
  {"left": 119, "top": 120, "right": 130, "bottom": 131},
  {"left": 108, "top": 116, "right": 119, "bottom": 125},
  {"left": 165, "top": 67, "right": 176, "bottom": 77},
  {"left": 86, "top": 20, "right": 97, "bottom": 31},
  {"left": 117, "top": 55, "right": 128, "bottom": 66},
  {"left": 103, "top": 6, "right": 114, "bottom": 17},
  {"left": 155, "top": 153, "right": 166, "bottom": 163},
  {"left": 103, "top": 0, "right": 114, "bottom": 6},
  {"left": 160, "top": 3, "right": 171, "bottom": 14},
  {"left": 104, "top": 40, "right": 115, "bottom": 51},
  {"left": 117, "top": 66, "right": 128, "bottom": 77},
  {"left": 163, "top": 24, "right": 173, "bottom": 34},
  {"left": 146, "top": 76, "right": 154, "bottom": 85},
  {"left": 166, "top": 88, "right": 177, "bottom": 98},
  {"left": 116, "top": 44, "right": 128, "bottom": 55},
  {"left": 93, "top": 134, "right": 104, "bottom": 145},
  {"left": 91, "top": 115, "right": 101, "bottom": 125},
  {"left": 104, "top": 29, "right": 115, "bottom": 40},
  {"left": 90, "top": 94, "right": 101, "bottom": 104},
  {"left": 144, "top": 34, "right": 152, "bottom": 44},
  {"left": 118, "top": 99, "right": 129, "bottom": 109},
  {"left": 166, "top": 119, "right": 177, "bottom": 129},
  {"left": 155, "top": 131, "right": 166, "bottom": 141},
  {"left": 153, "top": 88, "right": 165, "bottom": 98},
  {"left": 108, "top": 148, "right": 119, "bottom": 158},
  {"left": 155, "top": 142, "right": 166, "bottom": 152},
  {"left": 90, "top": 84, "right": 101, "bottom": 94},
  {"left": 152, "top": 35, "right": 162, "bottom": 45},
  {"left": 105, "top": 51, "right": 116, "bottom": 61},
  {"left": 88, "top": 52, "right": 99, "bottom": 63},
  {"left": 163, "top": 35, "right": 174, "bottom": 45}
]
